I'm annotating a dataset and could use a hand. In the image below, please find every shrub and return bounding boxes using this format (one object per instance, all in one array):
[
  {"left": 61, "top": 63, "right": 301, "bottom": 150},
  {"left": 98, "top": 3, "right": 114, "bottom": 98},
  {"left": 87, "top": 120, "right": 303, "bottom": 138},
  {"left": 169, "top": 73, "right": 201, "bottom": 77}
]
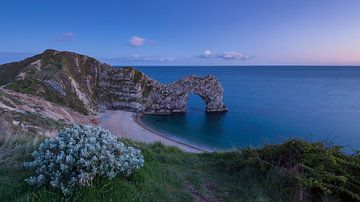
[
  {"left": 24, "top": 125, "right": 144, "bottom": 195},
  {"left": 238, "top": 139, "right": 360, "bottom": 201}
]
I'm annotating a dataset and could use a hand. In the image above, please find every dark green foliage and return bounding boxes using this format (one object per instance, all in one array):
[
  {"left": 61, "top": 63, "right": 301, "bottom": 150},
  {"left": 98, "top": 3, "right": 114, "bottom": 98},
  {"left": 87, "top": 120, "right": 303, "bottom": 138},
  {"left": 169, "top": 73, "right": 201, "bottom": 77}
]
[
  {"left": 237, "top": 139, "right": 360, "bottom": 201},
  {"left": 6, "top": 79, "right": 44, "bottom": 94}
]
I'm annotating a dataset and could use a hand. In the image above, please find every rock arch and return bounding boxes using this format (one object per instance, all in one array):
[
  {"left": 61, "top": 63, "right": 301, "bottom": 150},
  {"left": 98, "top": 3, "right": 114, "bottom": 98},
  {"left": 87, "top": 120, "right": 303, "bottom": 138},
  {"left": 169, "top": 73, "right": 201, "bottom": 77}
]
[
  {"left": 143, "top": 75, "right": 228, "bottom": 114},
  {"left": 0, "top": 49, "right": 227, "bottom": 115},
  {"left": 97, "top": 67, "right": 227, "bottom": 114}
]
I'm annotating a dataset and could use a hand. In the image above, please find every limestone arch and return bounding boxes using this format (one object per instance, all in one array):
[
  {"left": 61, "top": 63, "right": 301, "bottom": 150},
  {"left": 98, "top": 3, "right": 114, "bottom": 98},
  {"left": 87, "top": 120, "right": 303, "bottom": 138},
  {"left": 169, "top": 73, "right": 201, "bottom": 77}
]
[{"left": 143, "top": 75, "right": 227, "bottom": 114}]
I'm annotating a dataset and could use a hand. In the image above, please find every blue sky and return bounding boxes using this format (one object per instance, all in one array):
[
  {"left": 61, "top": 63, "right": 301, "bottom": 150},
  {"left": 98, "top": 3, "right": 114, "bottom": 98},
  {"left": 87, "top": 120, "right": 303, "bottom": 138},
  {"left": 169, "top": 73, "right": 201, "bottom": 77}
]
[{"left": 1, "top": 0, "right": 360, "bottom": 65}]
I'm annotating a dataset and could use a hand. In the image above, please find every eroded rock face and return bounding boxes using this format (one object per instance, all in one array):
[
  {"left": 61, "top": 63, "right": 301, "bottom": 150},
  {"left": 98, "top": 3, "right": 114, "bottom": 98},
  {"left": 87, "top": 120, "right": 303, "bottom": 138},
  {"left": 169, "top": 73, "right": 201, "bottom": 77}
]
[
  {"left": 97, "top": 67, "right": 227, "bottom": 114},
  {"left": 142, "top": 75, "right": 227, "bottom": 114},
  {"left": 1, "top": 49, "right": 227, "bottom": 115}
]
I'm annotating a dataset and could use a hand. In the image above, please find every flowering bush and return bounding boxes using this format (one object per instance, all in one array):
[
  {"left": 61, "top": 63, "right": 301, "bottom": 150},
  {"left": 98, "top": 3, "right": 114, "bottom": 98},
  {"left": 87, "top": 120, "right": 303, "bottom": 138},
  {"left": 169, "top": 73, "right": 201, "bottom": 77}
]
[{"left": 24, "top": 125, "right": 144, "bottom": 195}]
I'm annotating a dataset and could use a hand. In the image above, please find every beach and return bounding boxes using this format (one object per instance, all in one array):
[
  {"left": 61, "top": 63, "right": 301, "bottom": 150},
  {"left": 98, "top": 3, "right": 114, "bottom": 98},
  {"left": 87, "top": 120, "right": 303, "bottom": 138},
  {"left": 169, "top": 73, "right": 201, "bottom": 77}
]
[{"left": 98, "top": 110, "right": 209, "bottom": 153}]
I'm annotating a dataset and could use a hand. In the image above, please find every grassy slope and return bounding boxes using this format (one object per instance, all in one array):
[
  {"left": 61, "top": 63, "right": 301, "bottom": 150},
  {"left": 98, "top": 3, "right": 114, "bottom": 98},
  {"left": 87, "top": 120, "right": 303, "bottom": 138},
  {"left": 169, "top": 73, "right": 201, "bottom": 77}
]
[
  {"left": 6, "top": 79, "right": 89, "bottom": 115},
  {"left": 0, "top": 135, "right": 293, "bottom": 202},
  {"left": 1, "top": 50, "right": 94, "bottom": 115},
  {"left": 0, "top": 50, "right": 46, "bottom": 86}
]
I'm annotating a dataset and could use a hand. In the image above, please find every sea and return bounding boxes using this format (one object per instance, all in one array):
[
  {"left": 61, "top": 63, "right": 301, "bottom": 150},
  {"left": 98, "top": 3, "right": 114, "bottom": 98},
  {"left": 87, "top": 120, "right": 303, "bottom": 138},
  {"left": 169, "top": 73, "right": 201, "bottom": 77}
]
[{"left": 133, "top": 66, "right": 360, "bottom": 152}]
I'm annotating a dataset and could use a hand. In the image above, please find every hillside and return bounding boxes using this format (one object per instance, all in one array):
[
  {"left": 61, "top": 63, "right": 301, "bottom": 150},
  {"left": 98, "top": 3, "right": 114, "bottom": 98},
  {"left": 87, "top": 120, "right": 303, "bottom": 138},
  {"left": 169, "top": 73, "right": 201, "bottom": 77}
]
[
  {"left": 0, "top": 50, "right": 102, "bottom": 114},
  {"left": 0, "top": 50, "right": 227, "bottom": 116},
  {"left": 0, "top": 88, "right": 96, "bottom": 137},
  {"left": 0, "top": 50, "right": 227, "bottom": 137}
]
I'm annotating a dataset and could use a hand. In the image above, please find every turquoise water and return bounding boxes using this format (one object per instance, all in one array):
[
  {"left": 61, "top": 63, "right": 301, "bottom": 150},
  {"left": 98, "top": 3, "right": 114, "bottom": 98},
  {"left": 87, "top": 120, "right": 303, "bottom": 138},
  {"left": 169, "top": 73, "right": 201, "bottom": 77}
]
[{"left": 135, "top": 66, "right": 360, "bottom": 151}]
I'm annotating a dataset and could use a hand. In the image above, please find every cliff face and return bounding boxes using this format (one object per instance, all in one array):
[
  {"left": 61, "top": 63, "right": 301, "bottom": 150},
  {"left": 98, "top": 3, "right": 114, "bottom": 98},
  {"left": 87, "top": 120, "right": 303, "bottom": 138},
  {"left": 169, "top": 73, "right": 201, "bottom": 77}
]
[
  {"left": 141, "top": 75, "right": 227, "bottom": 114},
  {"left": 0, "top": 49, "right": 227, "bottom": 115},
  {"left": 97, "top": 67, "right": 227, "bottom": 114}
]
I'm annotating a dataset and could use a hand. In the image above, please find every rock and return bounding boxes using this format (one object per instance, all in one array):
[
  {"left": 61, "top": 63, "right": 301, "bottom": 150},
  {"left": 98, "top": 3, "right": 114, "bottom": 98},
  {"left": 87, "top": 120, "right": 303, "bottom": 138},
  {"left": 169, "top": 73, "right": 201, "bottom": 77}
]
[
  {"left": 97, "top": 67, "right": 227, "bottom": 114},
  {"left": 12, "top": 120, "right": 20, "bottom": 126},
  {"left": 44, "top": 79, "right": 66, "bottom": 96},
  {"left": 0, "top": 50, "right": 227, "bottom": 115},
  {"left": 142, "top": 75, "right": 227, "bottom": 114}
]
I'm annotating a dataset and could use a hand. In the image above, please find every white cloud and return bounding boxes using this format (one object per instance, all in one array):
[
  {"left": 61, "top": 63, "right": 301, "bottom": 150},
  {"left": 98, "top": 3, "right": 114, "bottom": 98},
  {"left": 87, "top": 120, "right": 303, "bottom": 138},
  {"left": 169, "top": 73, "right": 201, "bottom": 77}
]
[
  {"left": 199, "top": 49, "right": 214, "bottom": 58},
  {"left": 129, "top": 36, "right": 145, "bottom": 47},
  {"left": 219, "top": 51, "right": 251, "bottom": 60},
  {"left": 198, "top": 50, "right": 251, "bottom": 61},
  {"left": 103, "top": 54, "right": 183, "bottom": 64},
  {"left": 128, "top": 54, "right": 182, "bottom": 62}
]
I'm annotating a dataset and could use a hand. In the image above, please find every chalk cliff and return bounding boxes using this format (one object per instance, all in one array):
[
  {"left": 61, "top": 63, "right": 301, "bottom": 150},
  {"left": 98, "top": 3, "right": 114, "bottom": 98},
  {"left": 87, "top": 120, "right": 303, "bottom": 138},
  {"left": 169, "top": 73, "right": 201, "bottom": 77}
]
[{"left": 0, "top": 49, "right": 227, "bottom": 115}]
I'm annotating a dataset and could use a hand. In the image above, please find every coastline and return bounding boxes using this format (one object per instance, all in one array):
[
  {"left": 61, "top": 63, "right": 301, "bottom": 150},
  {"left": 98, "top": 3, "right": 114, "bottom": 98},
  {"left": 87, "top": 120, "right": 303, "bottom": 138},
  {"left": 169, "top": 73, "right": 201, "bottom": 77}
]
[{"left": 98, "top": 110, "right": 211, "bottom": 153}]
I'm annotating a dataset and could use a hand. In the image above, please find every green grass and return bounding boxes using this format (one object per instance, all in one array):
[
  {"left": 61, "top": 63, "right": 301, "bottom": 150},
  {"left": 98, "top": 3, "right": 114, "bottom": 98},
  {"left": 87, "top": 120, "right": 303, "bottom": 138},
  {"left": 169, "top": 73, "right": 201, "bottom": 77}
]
[
  {"left": 1, "top": 133, "right": 358, "bottom": 201},
  {"left": 0, "top": 134, "right": 295, "bottom": 202}
]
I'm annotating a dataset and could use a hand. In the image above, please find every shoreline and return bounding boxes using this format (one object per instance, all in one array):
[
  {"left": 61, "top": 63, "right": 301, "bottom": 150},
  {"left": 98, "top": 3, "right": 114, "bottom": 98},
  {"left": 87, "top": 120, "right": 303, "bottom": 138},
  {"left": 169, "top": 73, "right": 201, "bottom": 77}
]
[
  {"left": 98, "top": 110, "right": 211, "bottom": 153},
  {"left": 133, "top": 113, "right": 212, "bottom": 153}
]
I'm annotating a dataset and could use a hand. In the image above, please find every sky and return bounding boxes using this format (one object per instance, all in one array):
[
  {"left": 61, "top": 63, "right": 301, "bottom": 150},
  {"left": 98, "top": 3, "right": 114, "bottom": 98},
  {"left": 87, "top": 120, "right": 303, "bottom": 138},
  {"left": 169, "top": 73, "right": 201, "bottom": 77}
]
[{"left": 0, "top": 0, "right": 360, "bottom": 65}]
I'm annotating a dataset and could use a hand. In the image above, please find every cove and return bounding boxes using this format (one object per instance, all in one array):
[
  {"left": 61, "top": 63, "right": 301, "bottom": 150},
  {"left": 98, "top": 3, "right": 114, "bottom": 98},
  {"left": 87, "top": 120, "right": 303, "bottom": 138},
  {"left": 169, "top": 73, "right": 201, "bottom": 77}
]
[{"left": 136, "top": 66, "right": 360, "bottom": 152}]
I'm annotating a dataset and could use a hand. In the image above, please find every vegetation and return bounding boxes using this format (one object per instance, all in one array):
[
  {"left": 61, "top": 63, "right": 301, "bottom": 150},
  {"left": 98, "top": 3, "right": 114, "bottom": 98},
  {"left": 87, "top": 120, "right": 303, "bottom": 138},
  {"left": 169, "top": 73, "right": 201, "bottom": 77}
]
[
  {"left": 0, "top": 94, "right": 17, "bottom": 108},
  {"left": 24, "top": 125, "right": 144, "bottom": 195},
  {"left": 236, "top": 139, "right": 360, "bottom": 201},
  {"left": 0, "top": 130, "right": 359, "bottom": 201},
  {"left": 15, "top": 111, "right": 67, "bottom": 132},
  {"left": 132, "top": 69, "right": 144, "bottom": 84},
  {"left": 6, "top": 79, "right": 89, "bottom": 114},
  {"left": 0, "top": 90, "right": 24, "bottom": 105}
]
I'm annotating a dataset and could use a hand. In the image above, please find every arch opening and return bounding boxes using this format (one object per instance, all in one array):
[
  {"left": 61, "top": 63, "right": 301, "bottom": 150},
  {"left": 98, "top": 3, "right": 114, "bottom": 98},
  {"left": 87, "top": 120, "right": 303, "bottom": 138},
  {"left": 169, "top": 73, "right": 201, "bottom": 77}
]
[{"left": 186, "top": 93, "right": 207, "bottom": 113}]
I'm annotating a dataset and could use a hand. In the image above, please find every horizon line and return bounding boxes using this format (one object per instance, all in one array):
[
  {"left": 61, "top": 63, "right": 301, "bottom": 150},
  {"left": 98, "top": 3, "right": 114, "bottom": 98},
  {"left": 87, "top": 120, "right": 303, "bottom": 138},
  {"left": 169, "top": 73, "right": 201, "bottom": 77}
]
[{"left": 114, "top": 64, "right": 360, "bottom": 67}]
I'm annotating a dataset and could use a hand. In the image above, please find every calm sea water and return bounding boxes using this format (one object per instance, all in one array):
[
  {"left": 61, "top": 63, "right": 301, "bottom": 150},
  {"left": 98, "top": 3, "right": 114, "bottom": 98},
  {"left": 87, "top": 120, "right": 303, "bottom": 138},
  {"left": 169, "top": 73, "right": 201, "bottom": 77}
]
[{"left": 135, "top": 66, "right": 360, "bottom": 151}]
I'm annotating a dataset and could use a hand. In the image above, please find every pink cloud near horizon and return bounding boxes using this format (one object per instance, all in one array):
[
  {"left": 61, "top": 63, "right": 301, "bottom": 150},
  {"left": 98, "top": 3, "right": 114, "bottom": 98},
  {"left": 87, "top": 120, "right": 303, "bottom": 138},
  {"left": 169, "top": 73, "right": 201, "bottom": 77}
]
[{"left": 129, "top": 36, "right": 145, "bottom": 47}]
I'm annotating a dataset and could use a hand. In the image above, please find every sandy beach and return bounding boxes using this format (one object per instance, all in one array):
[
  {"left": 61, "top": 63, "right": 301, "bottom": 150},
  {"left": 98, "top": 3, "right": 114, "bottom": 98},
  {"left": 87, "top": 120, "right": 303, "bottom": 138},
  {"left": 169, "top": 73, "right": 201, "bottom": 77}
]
[{"left": 98, "top": 110, "right": 210, "bottom": 153}]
